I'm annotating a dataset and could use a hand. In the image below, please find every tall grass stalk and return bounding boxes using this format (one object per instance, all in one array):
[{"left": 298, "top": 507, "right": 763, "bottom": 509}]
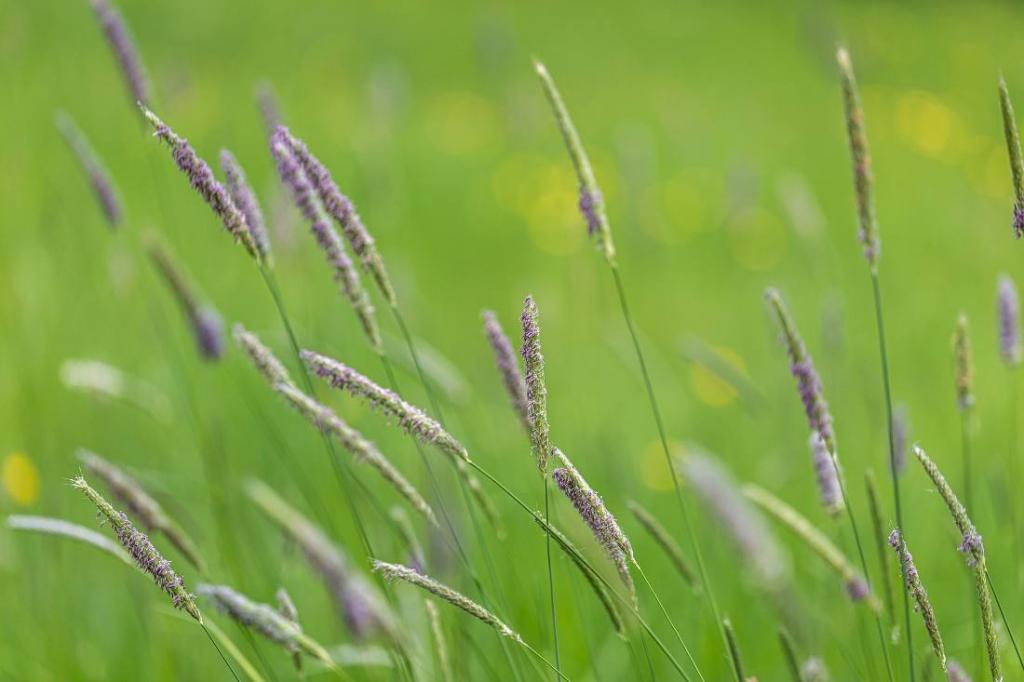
[
  {"left": 534, "top": 58, "right": 726, "bottom": 662},
  {"left": 723, "top": 619, "right": 746, "bottom": 682},
  {"left": 837, "top": 45, "right": 912, "bottom": 682}
]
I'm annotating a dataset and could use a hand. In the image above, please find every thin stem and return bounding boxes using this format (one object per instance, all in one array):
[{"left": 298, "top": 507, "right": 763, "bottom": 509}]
[
  {"left": 633, "top": 560, "right": 704, "bottom": 682},
  {"left": 986, "top": 568, "right": 1024, "bottom": 672},
  {"left": 544, "top": 477, "right": 561, "bottom": 676},
  {"left": 962, "top": 409, "right": 983, "bottom": 677},
  {"left": 609, "top": 264, "right": 726, "bottom": 656},
  {"left": 202, "top": 623, "right": 242, "bottom": 682},
  {"left": 520, "top": 641, "right": 572, "bottom": 682},
  {"left": 467, "top": 459, "right": 691, "bottom": 680},
  {"left": 871, "top": 271, "right": 915, "bottom": 682}
]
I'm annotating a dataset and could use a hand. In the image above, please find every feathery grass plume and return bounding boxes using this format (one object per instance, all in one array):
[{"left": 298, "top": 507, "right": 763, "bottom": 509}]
[
  {"left": 551, "top": 448, "right": 635, "bottom": 604},
  {"left": 723, "top": 619, "right": 747, "bottom": 682},
  {"left": 765, "top": 288, "right": 836, "bottom": 454},
  {"left": 232, "top": 324, "right": 291, "bottom": 386},
  {"left": 627, "top": 500, "right": 698, "bottom": 590},
  {"left": 389, "top": 507, "right": 427, "bottom": 574},
  {"left": 913, "top": 445, "right": 1002, "bottom": 682},
  {"left": 269, "top": 133, "right": 381, "bottom": 353},
  {"left": 888, "top": 529, "right": 946, "bottom": 671},
  {"left": 7, "top": 515, "right": 133, "bottom": 567},
  {"left": 72, "top": 476, "right": 201, "bottom": 622},
  {"left": 998, "top": 77, "right": 1024, "bottom": 237},
  {"left": 146, "top": 238, "right": 226, "bottom": 360},
  {"left": 220, "top": 150, "right": 270, "bottom": 262},
  {"left": 946, "top": 660, "right": 971, "bottom": 682},
  {"left": 198, "top": 584, "right": 333, "bottom": 667},
  {"left": 998, "top": 275, "right": 1021, "bottom": 366},
  {"left": 837, "top": 47, "right": 879, "bottom": 268},
  {"left": 276, "top": 125, "right": 397, "bottom": 306},
  {"left": 274, "top": 381, "right": 437, "bottom": 526},
  {"left": 744, "top": 485, "right": 878, "bottom": 610},
  {"left": 533, "top": 59, "right": 615, "bottom": 265},
  {"left": 521, "top": 296, "right": 551, "bottom": 473},
  {"left": 954, "top": 314, "right": 974, "bottom": 411},
  {"left": 533, "top": 513, "right": 626, "bottom": 638},
  {"left": 60, "top": 358, "right": 172, "bottom": 422},
  {"left": 893, "top": 403, "right": 910, "bottom": 474},
  {"left": 681, "top": 455, "right": 786, "bottom": 589},
  {"left": 77, "top": 449, "right": 204, "bottom": 571},
  {"left": 424, "top": 599, "right": 452, "bottom": 682},
  {"left": 89, "top": 0, "right": 149, "bottom": 107},
  {"left": 302, "top": 349, "right": 468, "bottom": 461},
  {"left": 865, "top": 470, "right": 896, "bottom": 628},
  {"left": 482, "top": 310, "right": 529, "bottom": 431},
  {"left": 372, "top": 560, "right": 522, "bottom": 643},
  {"left": 245, "top": 479, "right": 396, "bottom": 640},
  {"left": 810, "top": 432, "right": 844, "bottom": 517},
  {"left": 54, "top": 112, "right": 122, "bottom": 228},
  {"left": 141, "top": 107, "right": 258, "bottom": 259},
  {"left": 276, "top": 587, "right": 303, "bottom": 673}
]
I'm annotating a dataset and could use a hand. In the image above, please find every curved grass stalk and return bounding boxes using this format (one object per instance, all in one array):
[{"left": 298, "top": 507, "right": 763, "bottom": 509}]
[{"left": 6, "top": 514, "right": 133, "bottom": 568}]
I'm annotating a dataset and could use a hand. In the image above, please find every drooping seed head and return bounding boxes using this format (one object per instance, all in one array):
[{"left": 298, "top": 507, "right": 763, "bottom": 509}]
[
  {"left": 765, "top": 288, "right": 836, "bottom": 453},
  {"left": 681, "top": 454, "right": 787, "bottom": 589},
  {"left": 837, "top": 47, "right": 880, "bottom": 268},
  {"left": 373, "top": 560, "right": 523, "bottom": 643},
  {"left": 533, "top": 59, "right": 616, "bottom": 265},
  {"left": 482, "top": 310, "right": 529, "bottom": 432},
  {"left": 270, "top": 132, "right": 381, "bottom": 352},
  {"left": 521, "top": 296, "right": 551, "bottom": 474},
  {"left": 998, "top": 275, "right": 1021, "bottom": 366},
  {"left": 220, "top": 149, "right": 271, "bottom": 262},
  {"left": 999, "top": 77, "right": 1024, "bottom": 237},
  {"left": 810, "top": 432, "right": 844, "bottom": 517},
  {"left": 198, "top": 584, "right": 302, "bottom": 650},
  {"left": 888, "top": 529, "right": 946, "bottom": 670},
  {"left": 141, "top": 107, "right": 258, "bottom": 260},
  {"left": 953, "top": 314, "right": 974, "bottom": 411},
  {"left": 233, "top": 324, "right": 292, "bottom": 386},
  {"left": 90, "top": 0, "right": 149, "bottom": 107},
  {"left": 72, "top": 476, "right": 201, "bottom": 622},
  {"left": 55, "top": 112, "right": 122, "bottom": 228},
  {"left": 146, "top": 239, "right": 225, "bottom": 361},
  {"left": 912, "top": 445, "right": 983, "bottom": 567},
  {"left": 301, "top": 349, "right": 468, "bottom": 461},
  {"left": 275, "top": 126, "right": 397, "bottom": 305}
]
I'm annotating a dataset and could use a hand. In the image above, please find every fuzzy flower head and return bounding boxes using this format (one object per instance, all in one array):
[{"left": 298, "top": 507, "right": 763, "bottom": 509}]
[
  {"left": 233, "top": 324, "right": 292, "bottom": 386},
  {"left": 888, "top": 528, "right": 946, "bottom": 670},
  {"left": 837, "top": 48, "right": 880, "bottom": 268},
  {"left": 55, "top": 112, "right": 122, "bottom": 229},
  {"left": 810, "top": 432, "right": 843, "bottom": 516},
  {"left": 521, "top": 296, "right": 551, "bottom": 474},
  {"left": 998, "top": 275, "right": 1021, "bottom": 365},
  {"left": 999, "top": 77, "right": 1024, "bottom": 236},
  {"left": 482, "top": 310, "right": 529, "bottom": 431},
  {"left": 90, "top": 0, "right": 149, "bottom": 107},
  {"left": 193, "top": 306, "right": 226, "bottom": 361},
  {"left": 220, "top": 149, "right": 271, "bottom": 262},
  {"left": 142, "top": 107, "right": 258, "bottom": 259},
  {"left": 765, "top": 288, "right": 836, "bottom": 453}
]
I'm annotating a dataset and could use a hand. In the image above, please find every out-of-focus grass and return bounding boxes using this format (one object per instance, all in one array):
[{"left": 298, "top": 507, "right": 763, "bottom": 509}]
[{"left": 2, "top": 0, "right": 1024, "bottom": 679}]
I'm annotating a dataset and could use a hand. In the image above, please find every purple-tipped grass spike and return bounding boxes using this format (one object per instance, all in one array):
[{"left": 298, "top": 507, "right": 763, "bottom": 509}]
[
  {"left": 953, "top": 314, "right": 974, "bottom": 412},
  {"left": 232, "top": 324, "right": 292, "bottom": 386},
  {"left": 837, "top": 48, "right": 879, "bottom": 268},
  {"left": 482, "top": 310, "right": 529, "bottom": 431},
  {"left": 89, "top": 0, "right": 149, "bottom": 107},
  {"left": 141, "top": 107, "right": 259, "bottom": 259},
  {"left": 534, "top": 59, "right": 616, "bottom": 266},
  {"left": 275, "top": 125, "right": 397, "bottom": 306},
  {"left": 72, "top": 476, "right": 201, "bottom": 622},
  {"left": 998, "top": 275, "right": 1021, "bottom": 366},
  {"left": 887, "top": 530, "right": 946, "bottom": 671},
  {"left": 521, "top": 296, "right": 552, "bottom": 474},
  {"left": 270, "top": 131, "right": 381, "bottom": 353},
  {"left": 220, "top": 150, "right": 271, "bottom": 263},
  {"left": 55, "top": 112, "right": 122, "bottom": 228},
  {"left": 810, "top": 432, "right": 844, "bottom": 517},
  {"left": 999, "top": 77, "right": 1024, "bottom": 238}
]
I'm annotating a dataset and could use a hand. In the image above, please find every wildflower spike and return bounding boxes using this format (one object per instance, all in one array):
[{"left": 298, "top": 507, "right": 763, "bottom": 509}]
[{"left": 837, "top": 47, "right": 880, "bottom": 267}]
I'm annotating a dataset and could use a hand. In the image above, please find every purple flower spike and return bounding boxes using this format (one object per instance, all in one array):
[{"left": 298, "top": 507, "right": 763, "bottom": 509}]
[
  {"left": 845, "top": 576, "right": 869, "bottom": 601},
  {"left": 578, "top": 188, "right": 602, "bottom": 237},
  {"left": 810, "top": 432, "right": 843, "bottom": 516},
  {"left": 90, "top": 0, "right": 149, "bottom": 107},
  {"left": 55, "top": 112, "right": 122, "bottom": 229},
  {"left": 888, "top": 528, "right": 946, "bottom": 668},
  {"left": 482, "top": 310, "right": 529, "bottom": 432},
  {"left": 958, "top": 531, "right": 984, "bottom": 567},
  {"left": 1014, "top": 203, "right": 1024, "bottom": 239},
  {"left": 998, "top": 275, "right": 1021, "bottom": 365},
  {"left": 221, "top": 150, "right": 271, "bottom": 261},
  {"left": 193, "top": 307, "right": 225, "bottom": 361}
]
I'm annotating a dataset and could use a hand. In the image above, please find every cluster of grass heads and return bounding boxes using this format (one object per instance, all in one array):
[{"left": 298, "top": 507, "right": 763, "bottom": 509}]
[{"left": 6, "top": 1, "right": 1024, "bottom": 680}]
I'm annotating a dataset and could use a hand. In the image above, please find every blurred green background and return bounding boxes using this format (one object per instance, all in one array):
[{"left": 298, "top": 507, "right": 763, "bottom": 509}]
[{"left": 3, "top": 0, "right": 1024, "bottom": 679}]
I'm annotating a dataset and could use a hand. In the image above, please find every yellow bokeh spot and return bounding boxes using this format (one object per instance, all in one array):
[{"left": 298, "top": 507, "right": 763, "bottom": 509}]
[
  {"left": 728, "top": 208, "right": 788, "bottom": 271},
  {"left": 690, "top": 346, "right": 746, "bottom": 408},
  {"left": 3, "top": 452, "right": 39, "bottom": 506},
  {"left": 896, "top": 91, "right": 955, "bottom": 159},
  {"left": 638, "top": 440, "right": 686, "bottom": 492},
  {"left": 425, "top": 91, "right": 500, "bottom": 156}
]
